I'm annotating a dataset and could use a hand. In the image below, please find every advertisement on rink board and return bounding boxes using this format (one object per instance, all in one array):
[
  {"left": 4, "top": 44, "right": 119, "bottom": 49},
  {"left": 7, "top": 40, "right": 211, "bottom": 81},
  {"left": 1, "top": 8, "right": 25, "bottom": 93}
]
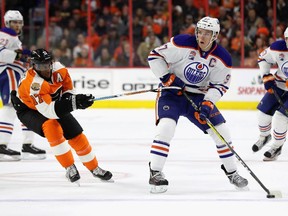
[
  {"left": 67, "top": 68, "right": 265, "bottom": 109},
  {"left": 0, "top": 68, "right": 265, "bottom": 109}
]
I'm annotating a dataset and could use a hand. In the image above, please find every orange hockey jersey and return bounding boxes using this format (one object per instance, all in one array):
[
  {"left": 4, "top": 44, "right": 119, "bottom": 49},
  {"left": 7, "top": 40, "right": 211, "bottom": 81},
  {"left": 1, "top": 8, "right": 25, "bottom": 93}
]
[{"left": 17, "top": 62, "right": 75, "bottom": 119}]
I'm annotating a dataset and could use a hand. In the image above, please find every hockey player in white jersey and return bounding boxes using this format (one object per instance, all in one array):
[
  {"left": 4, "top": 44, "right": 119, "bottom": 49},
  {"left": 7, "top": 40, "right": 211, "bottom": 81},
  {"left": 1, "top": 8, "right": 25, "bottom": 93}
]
[
  {"left": 252, "top": 27, "right": 288, "bottom": 161},
  {"left": 0, "top": 10, "right": 46, "bottom": 160},
  {"left": 147, "top": 16, "right": 248, "bottom": 193}
]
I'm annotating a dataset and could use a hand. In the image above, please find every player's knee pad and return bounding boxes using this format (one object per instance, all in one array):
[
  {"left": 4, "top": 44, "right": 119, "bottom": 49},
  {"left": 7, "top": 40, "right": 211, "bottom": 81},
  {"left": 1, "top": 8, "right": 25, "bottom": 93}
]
[
  {"left": 273, "top": 111, "right": 288, "bottom": 133},
  {"left": 154, "top": 118, "right": 176, "bottom": 143},
  {"left": 42, "top": 119, "right": 65, "bottom": 145},
  {"left": 207, "top": 123, "right": 231, "bottom": 147},
  {"left": 68, "top": 133, "right": 90, "bottom": 152}
]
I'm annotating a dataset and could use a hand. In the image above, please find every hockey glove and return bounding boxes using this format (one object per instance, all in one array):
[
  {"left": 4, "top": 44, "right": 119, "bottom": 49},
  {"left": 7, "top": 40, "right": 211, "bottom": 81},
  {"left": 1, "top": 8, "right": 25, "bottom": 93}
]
[
  {"left": 263, "top": 74, "right": 276, "bottom": 94},
  {"left": 160, "top": 73, "right": 185, "bottom": 95},
  {"left": 15, "top": 49, "right": 32, "bottom": 62},
  {"left": 74, "top": 94, "right": 95, "bottom": 109},
  {"left": 195, "top": 100, "right": 214, "bottom": 124},
  {"left": 10, "top": 90, "right": 29, "bottom": 112}
]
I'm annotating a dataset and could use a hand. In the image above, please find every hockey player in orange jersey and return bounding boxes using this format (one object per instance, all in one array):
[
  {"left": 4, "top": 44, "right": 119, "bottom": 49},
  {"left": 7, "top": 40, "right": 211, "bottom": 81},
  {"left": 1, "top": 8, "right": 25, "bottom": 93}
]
[{"left": 10, "top": 48, "right": 112, "bottom": 184}]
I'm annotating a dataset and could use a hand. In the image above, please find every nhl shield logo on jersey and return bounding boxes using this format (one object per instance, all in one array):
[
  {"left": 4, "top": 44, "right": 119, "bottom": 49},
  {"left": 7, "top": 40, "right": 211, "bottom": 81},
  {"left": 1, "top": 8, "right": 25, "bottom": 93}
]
[
  {"left": 31, "top": 82, "right": 40, "bottom": 91},
  {"left": 184, "top": 62, "right": 209, "bottom": 84}
]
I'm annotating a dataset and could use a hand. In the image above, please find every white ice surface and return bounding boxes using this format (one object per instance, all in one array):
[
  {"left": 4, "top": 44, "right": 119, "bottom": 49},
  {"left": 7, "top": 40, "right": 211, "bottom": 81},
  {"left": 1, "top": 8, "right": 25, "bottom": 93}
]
[{"left": 0, "top": 109, "right": 287, "bottom": 216}]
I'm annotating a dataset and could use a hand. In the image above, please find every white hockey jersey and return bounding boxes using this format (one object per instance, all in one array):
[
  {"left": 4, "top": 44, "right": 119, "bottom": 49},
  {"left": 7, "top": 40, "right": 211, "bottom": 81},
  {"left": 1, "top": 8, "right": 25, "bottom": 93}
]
[
  {"left": 258, "top": 40, "right": 288, "bottom": 91},
  {"left": 148, "top": 34, "right": 232, "bottom": 104},
  {"left": 0, "top": 27, "right": 27, "bottom": 75}
]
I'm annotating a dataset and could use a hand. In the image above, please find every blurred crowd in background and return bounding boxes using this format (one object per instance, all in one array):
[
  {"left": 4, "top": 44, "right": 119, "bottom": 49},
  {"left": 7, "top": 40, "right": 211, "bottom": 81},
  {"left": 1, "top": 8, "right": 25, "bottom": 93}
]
[{"left": 1, "top": 0, "right": 288, "bottom": 68}]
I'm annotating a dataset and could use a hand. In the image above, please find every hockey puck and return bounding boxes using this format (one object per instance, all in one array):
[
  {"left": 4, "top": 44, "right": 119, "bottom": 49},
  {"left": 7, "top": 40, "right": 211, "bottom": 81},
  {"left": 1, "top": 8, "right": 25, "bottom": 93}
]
[{"left": 266, "top": 194, "right": 275, "bottom": 198}]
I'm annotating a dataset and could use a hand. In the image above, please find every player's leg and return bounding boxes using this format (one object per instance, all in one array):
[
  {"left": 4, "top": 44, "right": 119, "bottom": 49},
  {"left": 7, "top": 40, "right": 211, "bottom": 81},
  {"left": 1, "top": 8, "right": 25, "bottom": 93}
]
[
  {"left": 59, "top": 113, "right": 112, "bottom": 181},
  {"left": 263, "top": 111, "right": 287, "bottom": 161},
  {"left": 42, "top": 119, "right": 79, "bottom": 184},
  {"left": 0, "top": 70, "right": 20, "bottom": 160},
  {"left": 252, "top": 92, "right": 280, "bottom": 152},
  {"left": 149, "top": 92, "right": 183, "bottom": 193},
  {"left": 149, "top": 117, "right": 176, "bottom": 193},
  {"left": 207, "top": 123, "right": 248, "bottom": 189},
  {"left": 21, "top": 125, "right": 46, "bottom": 160}
]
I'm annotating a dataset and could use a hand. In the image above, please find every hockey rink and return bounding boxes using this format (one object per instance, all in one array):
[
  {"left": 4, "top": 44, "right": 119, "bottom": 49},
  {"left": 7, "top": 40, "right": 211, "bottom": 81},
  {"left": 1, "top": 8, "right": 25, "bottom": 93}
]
[{"left": 0, "top": 108, "right": 288, "bottom": 216}]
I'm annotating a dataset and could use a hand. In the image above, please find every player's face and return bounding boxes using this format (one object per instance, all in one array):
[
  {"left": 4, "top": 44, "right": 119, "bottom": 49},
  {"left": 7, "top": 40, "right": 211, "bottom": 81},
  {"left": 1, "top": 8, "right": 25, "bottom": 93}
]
[
  {"left": 9, "top": 20, "right": 23, "bottom": 34},
  {"left": 34, "top": 63, "right": 52, "bottom": 80},
  {"left": 197, "top": 28, "right": 213, "bottom": 51}
]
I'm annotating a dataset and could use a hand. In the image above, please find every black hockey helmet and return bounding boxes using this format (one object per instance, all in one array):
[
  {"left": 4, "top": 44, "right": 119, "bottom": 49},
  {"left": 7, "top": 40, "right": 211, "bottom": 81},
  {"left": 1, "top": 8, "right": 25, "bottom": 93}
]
[{"left": 30, "top": 48, "right": 53, "bottom": 80}]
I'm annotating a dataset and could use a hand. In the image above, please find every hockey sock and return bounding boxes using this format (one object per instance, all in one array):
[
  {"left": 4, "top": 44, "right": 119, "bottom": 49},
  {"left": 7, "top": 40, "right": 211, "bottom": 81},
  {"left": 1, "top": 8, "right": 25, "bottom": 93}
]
[
  {"left": 271, "top": 111, "right": 288, "bottom": 148},
  {"left": 68, "top": 133, "right": 98, "bottom": 171},
  {"left": 257, "top": 111, "right": 272, "bottom": 136},
  {"left": 21, "top": 125, "right": 35, "bottom": 144},
  {"left": 207, "top": 123, "right": 237, "bottom": 173},
  {"left": 0, "top": 106, "right": 16, "bottom": 145},
  {"left": 42, "top": 119, "right": 74, "bottom": 168},
  {"left": 150, "top": 118, "right": 176, "bottom": 171}
]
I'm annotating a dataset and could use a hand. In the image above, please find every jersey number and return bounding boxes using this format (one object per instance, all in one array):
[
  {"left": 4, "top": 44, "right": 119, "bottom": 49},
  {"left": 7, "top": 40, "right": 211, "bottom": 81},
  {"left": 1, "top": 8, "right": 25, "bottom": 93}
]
[{"left": 30, "top": 94, "right": 43, "bottom": 105}]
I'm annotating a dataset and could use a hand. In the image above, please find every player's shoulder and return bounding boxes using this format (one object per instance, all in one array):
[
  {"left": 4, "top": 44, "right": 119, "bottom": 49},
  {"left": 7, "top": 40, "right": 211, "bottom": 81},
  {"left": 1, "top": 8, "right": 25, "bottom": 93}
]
[
  {"left": 171, "top": 34, "right": 198, "bottom": 49},
  {"left": 270, "top": 40, "right": 287, "bottom": 52},
  {"left": 53, "top": 61, "right": 67, "bottom": 73},
  {"left": 0, "top": 27, "right": 17, "bottom": 36},
  {"left": 211, "top": 44, "right": 232, "bottom": 67}
]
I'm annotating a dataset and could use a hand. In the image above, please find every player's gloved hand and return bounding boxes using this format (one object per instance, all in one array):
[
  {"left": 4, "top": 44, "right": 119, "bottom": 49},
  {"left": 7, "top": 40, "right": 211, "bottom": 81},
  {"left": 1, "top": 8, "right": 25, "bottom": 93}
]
[
  {"left": 263, "top": 74, "right": 276, "bottom": 94},
  {"left": 15, "top": 49, "right": 31, "bottom": 62},
  {"left": 160, "top": 73, "right": 185, "bottom": 95},
  {"left": 10, "top": 90, "right": 29, "bottom": 112},
  {"left": 195, "top": 100, "right": 214, "bottom": 124},
  {"left": 74, "top": 94, "right": 95, "bottom": 109}
]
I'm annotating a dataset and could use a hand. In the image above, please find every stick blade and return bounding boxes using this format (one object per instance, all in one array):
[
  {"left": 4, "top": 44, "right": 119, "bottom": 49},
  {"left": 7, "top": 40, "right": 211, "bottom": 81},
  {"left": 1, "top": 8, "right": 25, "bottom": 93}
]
[{"left": 267, "top": 190, "right": 282, "bottom": 199}]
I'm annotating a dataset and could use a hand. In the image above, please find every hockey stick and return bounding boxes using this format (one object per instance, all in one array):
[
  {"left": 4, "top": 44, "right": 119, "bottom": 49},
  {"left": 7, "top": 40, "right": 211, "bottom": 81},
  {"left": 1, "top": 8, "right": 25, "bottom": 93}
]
[
  {"left": 93, "top": 86, "right": 181, "bottom": 101},
  {"left": 272, "top": 90, "right": 288, "bottom": 117},
  {"left": 182, "top": 91, "right": 282, "bottom": 198}
]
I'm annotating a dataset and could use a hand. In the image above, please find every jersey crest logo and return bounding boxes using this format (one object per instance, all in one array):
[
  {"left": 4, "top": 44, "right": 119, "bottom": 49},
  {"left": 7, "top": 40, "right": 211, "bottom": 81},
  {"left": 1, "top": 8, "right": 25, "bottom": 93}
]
[
  {"left": 184, "top": 62, "right": 209, "bottom": 84},
  {"left": 279, "top": 53, "right": 284, "bottom": 61},
  {"left": 281, "top": 61, "right": 288, "bottom": 77},
  {"left": 31, "top": 82, "right": 40, "bottom": 91}
]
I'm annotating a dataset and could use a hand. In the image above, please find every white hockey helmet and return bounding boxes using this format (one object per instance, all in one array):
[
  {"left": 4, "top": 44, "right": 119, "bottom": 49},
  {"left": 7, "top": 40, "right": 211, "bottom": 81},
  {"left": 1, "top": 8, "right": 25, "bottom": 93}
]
[
  {"left": 4, "top": 10, "right": 23, "bottom": 28},
  {"left": 196, "top": 16, "right": 220, "bottom": 47}
]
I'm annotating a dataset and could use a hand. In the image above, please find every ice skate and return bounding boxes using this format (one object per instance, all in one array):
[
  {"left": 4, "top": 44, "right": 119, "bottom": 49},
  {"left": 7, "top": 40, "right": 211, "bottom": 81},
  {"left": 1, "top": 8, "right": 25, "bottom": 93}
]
[
  {"left": 0, "top": 144, "right": 21, "bottom": 161},
  {"left": 263, "top": 146, "right": 282, "bottom": 161},
  {"left": 66, "top": 164, "right": 80, "bottom": 185},
  {"left": 149, "top": 162, "right": 168, "bottom": 193},
  {"left": 21, "top": 144, "right": 46, "bottom": 160},
  {"left": 91, "top": 166, "right": 113, "bottom": 181},
  {"left": 252, "top": 134, "right": 271, "bottom": 152},
  {"left": 221, "top": 164, "right": 248, "bottom": 190}
]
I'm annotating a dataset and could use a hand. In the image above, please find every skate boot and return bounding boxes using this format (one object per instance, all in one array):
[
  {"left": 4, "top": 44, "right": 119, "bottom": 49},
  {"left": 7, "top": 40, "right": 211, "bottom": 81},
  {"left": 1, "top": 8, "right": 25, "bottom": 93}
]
[
  {"left": 0, "top": 144, "right": 21, "bottom": 161},
  {"left": 221, "top": 164, "right": 248, "bottom": 190},
  {"left": 252, "top": 134, "right": 271, "bottom": 152},
  {"left": 91, "top": 166, "right": 113, "bottom": 181},
  {"left": 21, "top": 144, "right": 46, "bottom": 160},
  {"left": 263, "top": 146, "right": 282, "bottom": 161},
  {"left": 149, "top": 162, "right": 168, "bottom": 193},
  {"left": 66, "top": 164, "right": 80, "bottom": 185}
]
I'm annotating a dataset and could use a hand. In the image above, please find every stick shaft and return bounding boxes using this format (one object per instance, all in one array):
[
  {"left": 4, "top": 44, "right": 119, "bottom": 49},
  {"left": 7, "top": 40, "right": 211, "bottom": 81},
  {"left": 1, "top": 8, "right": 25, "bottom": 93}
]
[
  {"left": 272, "top": 90, "right": 288, "bottom": 117},
  {"left": 182, "top": 91, "right": 272, "bottom": 195},
  {"left": 93, "top": 86, "right": 181, "bottom": 101}
]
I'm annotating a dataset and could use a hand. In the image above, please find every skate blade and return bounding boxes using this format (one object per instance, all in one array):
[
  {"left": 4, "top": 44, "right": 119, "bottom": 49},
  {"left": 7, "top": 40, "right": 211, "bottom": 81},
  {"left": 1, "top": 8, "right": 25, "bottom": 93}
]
[
  {"left": 235, "top": 185, "right": 249, "bottom": 191},
  {"left": 0, "top": 154, "right": 21, "bottom": 161},
  {"left": 263, "top": 156, "right": 278, "bottom": 162},
  {"left": 72, "top": 180, "right": 80, "bottom": 187},
  {"left": 150, "top": 185, "right": 168, "bottom": 194},
  {"left": 101, "top": 178, "right": 115, "bottom": 183},
  {"left": 21, "top": 152, "right": 46, "bottom": 160}
]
